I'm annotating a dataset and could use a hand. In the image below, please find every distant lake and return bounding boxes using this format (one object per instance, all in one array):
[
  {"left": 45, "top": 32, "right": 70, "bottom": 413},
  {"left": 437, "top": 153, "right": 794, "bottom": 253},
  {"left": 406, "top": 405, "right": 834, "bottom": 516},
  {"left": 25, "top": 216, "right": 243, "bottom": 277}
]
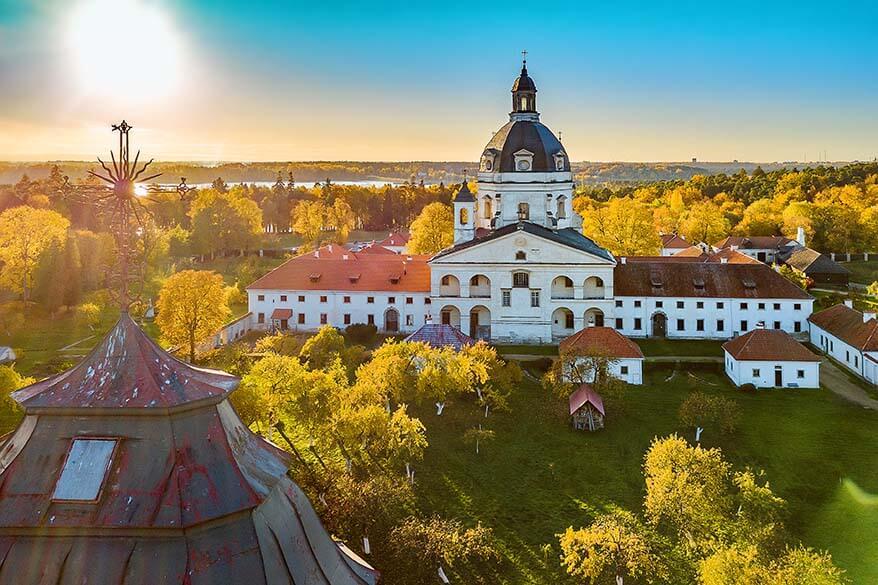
[{"left": 136, "top": 179, "right": 403, "bottom": 196}]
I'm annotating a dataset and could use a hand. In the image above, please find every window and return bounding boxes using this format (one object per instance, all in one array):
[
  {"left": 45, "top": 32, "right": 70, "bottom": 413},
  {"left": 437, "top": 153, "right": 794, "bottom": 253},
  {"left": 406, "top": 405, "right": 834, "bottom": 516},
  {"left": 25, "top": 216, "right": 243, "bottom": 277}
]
[
  {"left": 740, "top": 302, "right": 748, "bottom": 310},
  {"left": 634, "top": 300, "right": 642, "bottom": 308},
  {"left": 388, "top": 296, "right": 396, "bottom": 304},
  {"left": 615, "top": 300, "right": 623, "bottom": 308},
  {"left": 441, "top": 275, "right": 450, "bottom": 286},
  {"left": 367, "top": 296, "right": 375, "bottom": 304},
  {"left": 676, "top": 319, "right": 685, "bottom": 331},
  {"left": 515, "top": 250, "right": 527, "bottom": 261},
  {"left": 556, "top": 197, "right": 566, "bottom": 218},
  {"left": 298, "top": 295, "right": 305, "bottom": 302},
  {"left": 406, "top": 297, "right": 413, "bottom": 304},
  {"left": 320, "top": 313, "right": 327, "bottom": 324},
  {"left": 830, "top": 340, "right": 834, "bottom": 351},
  {"left": 740, "top": 320, "right": 748, "bottom": 331},
  {"left": 343, "top": 296, "right": 351, "bottom": 304},
  {"left": 634, "top": 318, "right": 642, "bottom": 330},
  {"left": 53, "top": 438, "right": 117, "bottom": 501},
  {"left": 797, "top": 369, "right": 805, "bottom": 379},
  {"left": 298, "top": 314, "right": 305, "bottom": 324},
  {"left": 676, "top": 301, "right": 684, "bottom": 309},
  {"left": 615, "top": 318, "right": 623, "bottom": 329},
  {"left": 483, "top": 197, "right": 493, "bottom": 218},
  {"left": 513, "top": 272, "right": 529, "bottom": 288},
  {"left": 794, "top": 303, "right": 801, "bottom": 311},
  {"left": 257, "top": 294, "right": 265, "bottom": 301},
  {"left": 566, "top": 312, "right": 575, "bottom": 329},
  {"left": 320, "top": 295, "right": 327, "bottom": 303},
  {"left": 696, "top": 319, "right": 704, "bottom": 332},
  {"left": 367, "top": 314, "right": 375, "bottom": 325},
  {"left": 773, "top": 321, "right": 780, "bottom": 329},
  {"left": 794, "top": 321, "right": 801, "bottom": 333},
  {"left": 517, "top": 202, "right": 530, "bottom": 220},
  {"left": 655, "top": 301, "right": 663, "bottom": 308},
  {"left": 406, "top": 315, "right": 414, "bottom": 326},
  {"left": 717, "top": 320, "right": 725, "bottom": 331},
  {"left": 696, "top": 301, "right": 704, "bottom": 309},
  {"left": 773, "top": 303, "right": 781, "bottom": 310},
  {"left": 620, "top": 365, "right": 629, "bottom": 375},
  {"left": 280, "top": 295, "right": 287, "bottom": 302},
  {"left": 424, "top": 298, "right": 431, "bottom": 304},
  {"left": 855, "top": 355, "right": 859, "bottom": 367},
  {"left": 752, "top": 368, "right": 760, "bottom": 377},
  {"left": 502, "top": 290, "right": 511, "bottom": 307},
  {"left": 530, "top": 290, "right": 540, "bottom": 307},
  {"left": 459, "top": 207, "right": 469, "bottom": 225},
  {"left": 343, "top": 314, "right": 351, "bottom": 325},
  {"left": 846, "top": 350, "right": 850, "bottom": 362},
  {"left": 257, "top": 313, "right": 265, "bottom": 324},
  {"left": 717, "top": 302, "right": 724, "bottom": 309},
  {"left": 758, "top": 303, "right": 766, "bottom": 310}
]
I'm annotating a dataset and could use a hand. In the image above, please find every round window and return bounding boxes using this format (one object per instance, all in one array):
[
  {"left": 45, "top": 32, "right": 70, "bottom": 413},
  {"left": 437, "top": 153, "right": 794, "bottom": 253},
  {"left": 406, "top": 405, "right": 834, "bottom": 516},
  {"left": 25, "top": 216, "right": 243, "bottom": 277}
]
[{"left": 516, "top": 159, "right": 531, "bottom": 171}]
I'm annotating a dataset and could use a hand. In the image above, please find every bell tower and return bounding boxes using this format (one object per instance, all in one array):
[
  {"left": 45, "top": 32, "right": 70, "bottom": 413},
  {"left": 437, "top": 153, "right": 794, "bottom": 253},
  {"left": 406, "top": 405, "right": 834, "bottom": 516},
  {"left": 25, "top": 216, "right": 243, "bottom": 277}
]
[
  {"left": 453, "top": 179, "right": 475, "bottom": 244},
  {"left": 511, "top": 50, "right": 538, "bottom": 119}
]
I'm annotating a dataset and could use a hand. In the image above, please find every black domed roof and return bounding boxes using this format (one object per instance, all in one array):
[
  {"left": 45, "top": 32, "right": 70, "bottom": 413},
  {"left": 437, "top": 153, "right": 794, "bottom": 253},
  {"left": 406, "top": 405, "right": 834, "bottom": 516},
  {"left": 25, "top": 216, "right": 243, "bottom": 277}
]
[
  {"left": 511, "top": 64, "right": 537, "bottom": 93},
  {"left": 483, "top": 120, "right": 569, "bottom": 173}
]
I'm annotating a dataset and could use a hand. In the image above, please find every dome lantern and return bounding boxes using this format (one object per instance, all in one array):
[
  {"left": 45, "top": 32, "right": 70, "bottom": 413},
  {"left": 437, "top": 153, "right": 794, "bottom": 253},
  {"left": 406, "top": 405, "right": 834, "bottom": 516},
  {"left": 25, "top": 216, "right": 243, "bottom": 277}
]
[{"left": 511, "top": 50, "right": 537, "bottom": 117}]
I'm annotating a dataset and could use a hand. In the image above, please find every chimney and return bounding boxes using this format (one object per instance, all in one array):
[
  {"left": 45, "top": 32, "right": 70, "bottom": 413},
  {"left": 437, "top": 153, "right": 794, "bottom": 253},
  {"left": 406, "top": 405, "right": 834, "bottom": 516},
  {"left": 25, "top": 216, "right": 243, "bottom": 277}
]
[
  {"left": 620, "top": 257, "right": 626, "bottom": 265},
  {"left": 720, "top": 257, "right": 728, "bottom": 264},
  {"left": 844, "top": 299, "right": 853, "bottom": 309},
  {"left": 342, "top": 254, "right": 349, "bottom": 260},
  {"left": 731, "top": 245, "right": 739, "bottom": 251},
  {"left": 314, "top": 250, "right": 320, "bottom": 258},
  {"left": 865, "top": 312, "right": 876, "bottom": 323},
  {"left": 796, "top": 226, "right": 806, "bottom": 247},
  {"left": 327, "top": 244, "right": 333, "bottom": 253}
]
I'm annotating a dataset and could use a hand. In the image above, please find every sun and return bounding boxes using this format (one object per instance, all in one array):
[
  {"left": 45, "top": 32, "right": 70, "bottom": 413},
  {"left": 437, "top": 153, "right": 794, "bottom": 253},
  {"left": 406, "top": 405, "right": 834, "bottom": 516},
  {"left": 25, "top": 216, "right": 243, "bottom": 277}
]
[{"left": 66, "top": 0, "right": 183, "bottom": 103}]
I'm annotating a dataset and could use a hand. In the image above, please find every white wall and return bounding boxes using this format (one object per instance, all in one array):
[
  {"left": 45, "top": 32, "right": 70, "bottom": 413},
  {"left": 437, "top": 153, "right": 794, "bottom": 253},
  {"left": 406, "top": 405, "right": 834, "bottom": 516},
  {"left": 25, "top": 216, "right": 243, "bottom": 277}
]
[
  {"left": 566, "top": 357, "right": 644, "bottom": 386},
  {"left": 724, "top": 351, "right": 820, "bottom": 388},
  {"left": 247, "top": 289, "right": 431, "bottom": 334},
  {"left": 616, "top": 297, "right": 813, "bottom": 340},
  {"left": 809, "top": 322, "right": 876, "bottom": 382}
]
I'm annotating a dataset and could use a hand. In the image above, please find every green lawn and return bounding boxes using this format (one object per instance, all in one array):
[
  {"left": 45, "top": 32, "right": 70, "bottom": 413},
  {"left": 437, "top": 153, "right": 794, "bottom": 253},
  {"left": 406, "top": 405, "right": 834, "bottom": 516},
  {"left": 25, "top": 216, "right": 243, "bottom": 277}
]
[
  {"left": 842, "top": 260, "right": 878, "bottom": 285},
  {"left": 634, "top": 338, "right": 726, "bottom": 357},
  {"left": 412, "top": 365, "right": 878, "bottom": 584}
]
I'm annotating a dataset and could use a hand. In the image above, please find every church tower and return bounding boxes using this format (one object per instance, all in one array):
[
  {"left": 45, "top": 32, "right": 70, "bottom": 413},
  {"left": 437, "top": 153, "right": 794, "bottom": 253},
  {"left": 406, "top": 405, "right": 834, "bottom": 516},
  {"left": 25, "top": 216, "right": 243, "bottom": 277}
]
[
  {"left": 476, "top": 55, "right": 581, "bottom": 232},
  {"left": 453, "top": 179, "right": 475, "bottom": 243}
]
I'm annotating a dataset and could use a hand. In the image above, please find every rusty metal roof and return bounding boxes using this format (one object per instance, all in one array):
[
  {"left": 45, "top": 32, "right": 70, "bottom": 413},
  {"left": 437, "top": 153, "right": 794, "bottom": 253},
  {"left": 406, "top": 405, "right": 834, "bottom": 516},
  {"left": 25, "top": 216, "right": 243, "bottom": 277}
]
[
  {"left": 0, "top": 314, "right": 378, "bottom": 584},
  {"left": 12, "top": 313, "right": 238, "bottom": 411}
]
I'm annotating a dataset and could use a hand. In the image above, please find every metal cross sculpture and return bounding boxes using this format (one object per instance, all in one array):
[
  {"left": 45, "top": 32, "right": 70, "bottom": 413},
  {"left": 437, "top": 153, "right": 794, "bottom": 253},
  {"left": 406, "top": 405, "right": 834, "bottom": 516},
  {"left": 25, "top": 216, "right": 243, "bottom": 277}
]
[{"left": 54, "top": 121, "right": 194, "bottom": 312}]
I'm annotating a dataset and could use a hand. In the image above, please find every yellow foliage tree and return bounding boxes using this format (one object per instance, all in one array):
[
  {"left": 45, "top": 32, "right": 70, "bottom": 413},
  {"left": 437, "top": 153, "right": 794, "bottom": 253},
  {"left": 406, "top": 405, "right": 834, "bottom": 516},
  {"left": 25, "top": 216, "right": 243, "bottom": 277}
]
[
  {"left": 291, "top": 200, "right": 325, "bottom": 250},
  {"left": 407, "top": 202, "right": 453, "bottom": 254},
  {"left": 680, "top": 201, "right": 729, "bottom": 245},
  {"left": 156, "top": 270, "right": 230, "bottom": 363},
  {"left": 580, "top": 197, "right": 660, "bottom": 256},
  {"left": 0, "top": 206, "right": 69, "bottom": 301}
]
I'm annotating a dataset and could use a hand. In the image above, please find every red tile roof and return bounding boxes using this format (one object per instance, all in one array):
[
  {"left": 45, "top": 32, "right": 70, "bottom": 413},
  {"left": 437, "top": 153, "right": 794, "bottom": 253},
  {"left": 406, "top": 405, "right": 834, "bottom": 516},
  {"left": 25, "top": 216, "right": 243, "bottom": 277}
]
[
  {"left": 660, "top": 233, "right": 689, "bottom": 249},
  {"left": 625, "top": 249, "right": 758, "bottom": 265},
  {"left": 379, "top": 231, "right": 409, "bottom": 247},
  {"left": 271, "top": 308, "right": 293, "bottom": 319},
  {"left": 357, "top": 242, "right": 397, "bottom": 255},
  {"left": 404, "top": 323, "right": 474, "bottom": 350},
  {"left": 722, "top": 328, "right": 819, "bottom": 362},
  {"left": 673, "top": 246, "right": 708, "bottom": 258},
  {"left": 614, "top": 261, "right": 811, "bottom": 299},
  {"left": 707, "top": 248, "right": 762, "bottom": 264},
  {"left": 808, "top": 303, "right": 878, "bottom": 351},
  {"left": 714, "top": 235, "right": 795, "bottom": 250},
  {"left": 560, "top": 326, "right": 644, "bottom": 359},
  {"left": 247, "top": 245, "right": 431, "bottom": 292},
  {"left": 569, "top": 383, "right": 605, "bottom": 416}
]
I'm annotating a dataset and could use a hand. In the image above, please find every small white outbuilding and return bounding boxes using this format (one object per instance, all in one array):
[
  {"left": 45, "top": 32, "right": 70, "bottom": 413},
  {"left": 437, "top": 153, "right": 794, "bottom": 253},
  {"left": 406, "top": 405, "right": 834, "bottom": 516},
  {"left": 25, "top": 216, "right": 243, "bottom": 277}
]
[
  {"left": 722, "top": 328, "right": 820, "bottom": 389},
  {"left": 559, "top": 326, "right": 644, "bottom": 385}
]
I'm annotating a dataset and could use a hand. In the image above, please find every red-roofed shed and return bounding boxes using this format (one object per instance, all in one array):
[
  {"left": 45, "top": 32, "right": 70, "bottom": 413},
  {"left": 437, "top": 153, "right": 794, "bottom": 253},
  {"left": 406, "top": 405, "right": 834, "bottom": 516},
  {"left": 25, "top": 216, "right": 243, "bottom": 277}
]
[{"left": 568, "top": 383, "right": 605, "bottom": 431}]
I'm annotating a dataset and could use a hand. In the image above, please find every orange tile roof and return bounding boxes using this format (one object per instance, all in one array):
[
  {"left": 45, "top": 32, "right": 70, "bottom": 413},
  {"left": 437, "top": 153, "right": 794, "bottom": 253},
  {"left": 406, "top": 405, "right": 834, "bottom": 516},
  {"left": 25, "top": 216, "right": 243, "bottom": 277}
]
[
  {"left": 660, "top": 234, "right": 689, "bottom": 249},
  {"left": 722, "top": 328, "right": 818, "bottom": 361},
  {"left": 714, "top": 235, "right": 795, "bottom": 250},
  {"left": 379, "top": 231, "right": 410, "bottom": 247},
  {"left": 673, "top": 246, "right": 708, "bottom": 258},
  {"left": 808, "top": 303, "right": 878, "bottom": 351},
  {"left": 559, "top": 327, "right": 644, "bottom": 359},
  {"left": 706, "top": 249, "right": 762, "bottom": 264},
  {"left": 247, "top": 245, "right": 431, "bottom": 292}
]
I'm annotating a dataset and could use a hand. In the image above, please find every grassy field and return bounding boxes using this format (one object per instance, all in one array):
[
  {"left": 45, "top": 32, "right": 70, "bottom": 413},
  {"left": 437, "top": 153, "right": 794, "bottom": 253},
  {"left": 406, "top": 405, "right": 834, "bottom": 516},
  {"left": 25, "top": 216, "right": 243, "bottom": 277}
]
[
  {"left": 413, "top": 365, "right": 878, "bottom": 584},
  {"left": 842, "top": 260, "right": 878, "bottom": 285},
  {"left": 634, "top": 338, "right": 726, "bottom": 357}
]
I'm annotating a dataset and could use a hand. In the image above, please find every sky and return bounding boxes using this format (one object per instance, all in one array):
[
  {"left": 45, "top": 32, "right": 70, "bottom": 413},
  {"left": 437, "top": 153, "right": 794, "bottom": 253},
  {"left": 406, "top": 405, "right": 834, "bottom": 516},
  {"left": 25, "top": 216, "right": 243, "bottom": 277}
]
[{"left": 0, "top": 0, "right": 876, "bottom": 163}]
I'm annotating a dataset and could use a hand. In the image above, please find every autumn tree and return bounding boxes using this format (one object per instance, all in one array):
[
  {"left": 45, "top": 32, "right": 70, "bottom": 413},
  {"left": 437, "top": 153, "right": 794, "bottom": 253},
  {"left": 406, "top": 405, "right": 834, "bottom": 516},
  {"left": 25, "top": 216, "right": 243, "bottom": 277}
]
[
  {"left": 0, "top": 206, "right": 69, "bottom": 301},
  {"left": 678, "top": 392, "right": 741, "bottom": 442},
  {"left": 291, "top": 200, "right": 326, "bottom": 250},
  {"left": 189, "top": 187, "right": 262, "bottom": 257},
  {"left": 578, "top": 197, "right": 660, "bottom": 256},
  {"left": 0, "top": 364, "right": 34, "bottom": 418},
  {"left": 699, "top": 545, "right": 847, "bottom": 585},
  {"left": 776, "top": 263, "right": 810, "bottom": 290},
  {"left": 736, "top": 199, "right": 782, "bottom": 236},
  {"left": 558, "top": 509, "right": 663, "bottom": 585},
  {"left": 463, "top": 424, "right": 495, "bottom": 455},
  {"left": 680, "top": 201, "right": 729, "bottom": 245},
  {"left": 407, "top": 202, "right": 453, "bottom": 254},
  {"left": 155, "top": 270, "right": 230, "bottom": 362}
]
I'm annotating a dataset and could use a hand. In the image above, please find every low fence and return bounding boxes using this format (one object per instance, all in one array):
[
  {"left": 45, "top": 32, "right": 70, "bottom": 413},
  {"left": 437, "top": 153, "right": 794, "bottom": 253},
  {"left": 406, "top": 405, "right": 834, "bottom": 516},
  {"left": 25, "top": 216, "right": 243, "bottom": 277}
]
[
  {"left": 196, "top": 312, "right": 255, "bottom": 352},
  {"left": 831, "top": 252, "right": 878, "bottom": 262}
]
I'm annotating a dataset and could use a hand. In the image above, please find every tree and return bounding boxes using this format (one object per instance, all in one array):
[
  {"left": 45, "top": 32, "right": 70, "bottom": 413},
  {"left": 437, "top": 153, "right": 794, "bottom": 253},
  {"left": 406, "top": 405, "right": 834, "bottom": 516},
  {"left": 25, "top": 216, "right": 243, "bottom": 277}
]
[
  {"left": 559, "top": 509, "right": 663, "bottom": 585},
  {"left": 736, "top": 199, "right": 781, "bottom": 236},
  {"left": 680, "top": 201, "right": 729, "bottom": 245},
  {"left": 328, "top": 198, "right": 356, "bottom": 243},
  {"left": 155, "top": 270, "right": 230, "bottom": 362},
  {"left": 299, "top": 325, "right": 367, "bottom": 376},
  {"left": 75, "top": 302, "right": 103, "bottom": 330},
  {"left": 643, "top": 435, "right": 731, "bottom": 555},
  {"left": 678, "top": 392, "right": 741, "bottom": 442},
  {"left": 291, "top": 200, "right": 326, "bottom": 250},
  {"left": 188, "top": 187, "right": 262, "bottom": 257},
  {"left": 0, "top": 206, "right": 69, "bottom": 301},
  {"left": 463, "top": 424, "right": 495, "bottom": 455},
  {"left": 579, "top": 197, "right": 660, "bottom": 256},
  {"left": 543, "top": 345, "right": 627, "bottom": 408},
  {"left": 460, "top": 342, "right": 522, "bottom": 417},
  {"left": 0, "top": 364, "right": 34, "bottom": 417},
  {"left": 407, "top": 202, "right": 453, "bottom": 254},
  {"left": 776, "top": 263, "right": 811, "bottom": 290},
  {"left": 699, "top": 545, "right": 846, "bottom": 585}
]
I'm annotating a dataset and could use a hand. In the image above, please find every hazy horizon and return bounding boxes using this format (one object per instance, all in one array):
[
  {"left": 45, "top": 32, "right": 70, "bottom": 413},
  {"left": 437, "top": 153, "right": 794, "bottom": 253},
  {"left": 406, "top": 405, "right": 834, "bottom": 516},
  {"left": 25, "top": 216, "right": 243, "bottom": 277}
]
[{"left": 2, "top": 1, "right": 877, "bottom": 162}]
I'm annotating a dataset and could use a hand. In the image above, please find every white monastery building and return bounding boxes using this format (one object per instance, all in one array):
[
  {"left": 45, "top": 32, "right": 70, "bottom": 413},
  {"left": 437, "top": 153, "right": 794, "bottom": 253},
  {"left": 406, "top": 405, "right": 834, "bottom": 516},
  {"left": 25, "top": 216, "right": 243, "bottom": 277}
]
[
  {"left": 722, "top": 328, "right": 820, "bottom": 389},
  {"left": 809, "top": 301, "right": 878, "bottom": 384},
  {"left": 247, "top": 58, "right": 814, "bottom": 344},
  {"left": 559, "top": 326, "right": 644, "bottom": 385}
]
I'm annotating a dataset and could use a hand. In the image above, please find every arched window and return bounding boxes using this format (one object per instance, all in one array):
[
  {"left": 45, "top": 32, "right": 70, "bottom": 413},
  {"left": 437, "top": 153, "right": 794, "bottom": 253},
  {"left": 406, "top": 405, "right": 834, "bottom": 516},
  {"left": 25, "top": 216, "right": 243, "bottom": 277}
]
[
  {"left": 512, "top": 272, "right": 529, "bottom": 288},
  {"left": 459, "top": 207, "right": 469, "bottom": 225},
  {"left": 470, "top": 275, "right": 480, "bottom": 286},
  {"left": 515, "top": 250, "right": 527, "bottom": 261},
  {"left": 517, "top": 202, "right": 530, "bottom": 220},
  {"left": 557, "top": 196, "right": 567, "bottom": 219},
  {"left": 483, "top": 197, "right": 493, "bottom": 219}
]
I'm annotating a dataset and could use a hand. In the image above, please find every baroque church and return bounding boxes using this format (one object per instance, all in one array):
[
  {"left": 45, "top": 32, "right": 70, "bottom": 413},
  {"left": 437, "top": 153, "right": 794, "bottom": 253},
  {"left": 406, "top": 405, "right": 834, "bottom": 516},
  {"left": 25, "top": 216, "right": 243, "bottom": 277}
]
[{"left": 247, "top": 59, "right": 813, "bottom": 344}]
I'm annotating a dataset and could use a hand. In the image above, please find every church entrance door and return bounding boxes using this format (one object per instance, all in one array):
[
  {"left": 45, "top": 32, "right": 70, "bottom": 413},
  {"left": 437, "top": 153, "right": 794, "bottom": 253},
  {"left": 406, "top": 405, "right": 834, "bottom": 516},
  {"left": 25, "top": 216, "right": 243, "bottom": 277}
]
[{"left": 651, "top": 313, "right": 667, "bottom": 338}]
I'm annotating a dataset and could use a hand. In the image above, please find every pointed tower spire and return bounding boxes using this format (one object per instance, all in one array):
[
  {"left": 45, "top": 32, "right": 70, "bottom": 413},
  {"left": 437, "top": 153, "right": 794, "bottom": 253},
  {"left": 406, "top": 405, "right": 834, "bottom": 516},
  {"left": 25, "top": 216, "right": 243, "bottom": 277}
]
[{"left": 511, "top": 52, "right": 538, "bottom": 118}]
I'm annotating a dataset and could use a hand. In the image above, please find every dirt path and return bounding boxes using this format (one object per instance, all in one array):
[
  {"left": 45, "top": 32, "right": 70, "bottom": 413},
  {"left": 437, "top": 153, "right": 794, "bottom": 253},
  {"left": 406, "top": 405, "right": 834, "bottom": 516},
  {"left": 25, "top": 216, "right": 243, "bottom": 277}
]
[{"left": 819, "top": 359, "right": 878, "bottom": 410}]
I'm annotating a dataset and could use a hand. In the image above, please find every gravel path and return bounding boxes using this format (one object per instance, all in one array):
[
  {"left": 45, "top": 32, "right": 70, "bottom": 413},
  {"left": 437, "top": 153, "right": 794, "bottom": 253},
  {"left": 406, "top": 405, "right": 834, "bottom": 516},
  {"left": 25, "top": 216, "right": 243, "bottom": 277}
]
[{"left": 819, "top": 359, "right": 878, "bottom": 410}]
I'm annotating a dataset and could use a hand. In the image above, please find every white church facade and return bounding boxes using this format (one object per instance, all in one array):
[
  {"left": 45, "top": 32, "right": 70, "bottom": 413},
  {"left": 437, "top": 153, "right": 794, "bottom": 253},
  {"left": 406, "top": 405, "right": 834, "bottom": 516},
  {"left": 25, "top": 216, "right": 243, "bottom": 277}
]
[{"left": 247, "top": 59, "right": 813, "bottom": 344}]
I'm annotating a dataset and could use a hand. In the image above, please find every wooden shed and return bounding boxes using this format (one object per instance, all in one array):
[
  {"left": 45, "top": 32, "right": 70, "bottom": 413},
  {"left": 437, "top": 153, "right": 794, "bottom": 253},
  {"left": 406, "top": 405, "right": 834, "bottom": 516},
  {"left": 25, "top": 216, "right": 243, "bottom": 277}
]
[{"left": 568, "top": 383, "right": 605, "bottom": 431}]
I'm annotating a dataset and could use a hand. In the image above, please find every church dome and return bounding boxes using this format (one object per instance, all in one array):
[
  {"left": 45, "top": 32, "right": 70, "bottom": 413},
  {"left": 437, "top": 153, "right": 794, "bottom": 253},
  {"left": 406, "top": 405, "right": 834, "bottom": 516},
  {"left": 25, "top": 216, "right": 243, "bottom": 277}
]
[{"left": 482, "top": 120, "right": 569, "bottom": 173}]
